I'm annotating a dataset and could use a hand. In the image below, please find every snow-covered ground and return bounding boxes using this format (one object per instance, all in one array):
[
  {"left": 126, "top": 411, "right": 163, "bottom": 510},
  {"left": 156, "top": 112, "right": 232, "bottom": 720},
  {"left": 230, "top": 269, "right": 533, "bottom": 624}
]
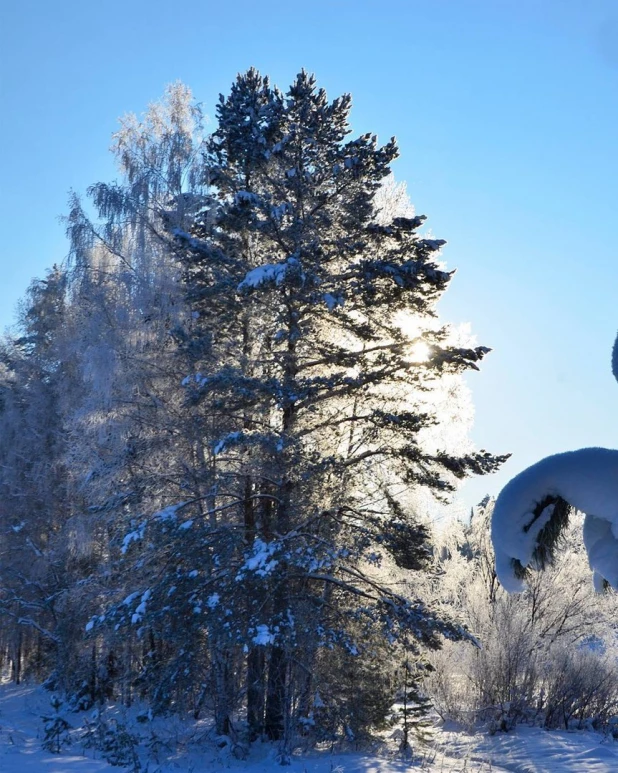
[{"left": 2, "top": 683, "right": 618, "bottom": 772}]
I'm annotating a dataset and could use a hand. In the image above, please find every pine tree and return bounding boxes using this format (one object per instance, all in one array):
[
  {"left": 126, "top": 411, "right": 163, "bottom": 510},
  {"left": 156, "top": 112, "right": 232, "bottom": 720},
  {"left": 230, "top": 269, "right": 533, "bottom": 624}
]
[
  {"left": 170, "top": 68, "right": 507, "bottom": 750},
  {"left": 395, "top": 657, "right": 433, "bottom": 756}
]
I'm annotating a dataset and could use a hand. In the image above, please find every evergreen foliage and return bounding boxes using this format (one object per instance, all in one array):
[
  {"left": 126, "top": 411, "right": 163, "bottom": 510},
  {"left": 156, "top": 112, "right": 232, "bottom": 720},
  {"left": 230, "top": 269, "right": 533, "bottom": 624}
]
[
  {"left": 0, "top": 71, "right": 506, "bottom": 753},
  {"left": 42, "top": 695, "right": 72, "bottom": 754},
  {"left": 160, "top": 68, "right": 506, "bottom": 746},
  {"left": 81, "top": 709, "right": 142, "bottom": 770},
  {"left": 393, "top": 658, "right": 433, "bottom": 756}
]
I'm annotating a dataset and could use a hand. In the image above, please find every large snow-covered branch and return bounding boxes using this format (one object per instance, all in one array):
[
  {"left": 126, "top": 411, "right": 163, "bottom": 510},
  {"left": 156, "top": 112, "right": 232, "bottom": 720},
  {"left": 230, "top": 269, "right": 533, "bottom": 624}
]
[{"left": 491, "top": 447, "right": 618, "bottom": 592}]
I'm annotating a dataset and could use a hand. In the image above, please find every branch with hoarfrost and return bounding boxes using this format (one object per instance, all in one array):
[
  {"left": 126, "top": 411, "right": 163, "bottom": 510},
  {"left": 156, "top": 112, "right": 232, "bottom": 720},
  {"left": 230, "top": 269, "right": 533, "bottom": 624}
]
[
  {"left": 492, "top": 330, "right": 618, "bottom": 592},
  {"left": 17, "top": 617, "right": 61, "bottom": 644}
]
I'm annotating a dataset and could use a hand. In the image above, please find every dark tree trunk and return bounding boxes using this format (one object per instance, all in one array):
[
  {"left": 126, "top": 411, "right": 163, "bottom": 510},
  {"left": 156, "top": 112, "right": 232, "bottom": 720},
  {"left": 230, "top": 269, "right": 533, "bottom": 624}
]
[
  {"left": 264, "top": 645, "right": 286, "bottom": 740},
  {"left": 296, "top": 667, "right": 313, "bottom": 726},
  {"left": 212, "top": 650, "right": 232, "bottom": 735},
  {"left": 89, "top": 644, "right": 97, "bottom": 704},
  {"left": 12, "top": 629, "right": 22, "bottom": 684},
  {"left": 247, "top": 646, "right": 266, "bottom": 739}
]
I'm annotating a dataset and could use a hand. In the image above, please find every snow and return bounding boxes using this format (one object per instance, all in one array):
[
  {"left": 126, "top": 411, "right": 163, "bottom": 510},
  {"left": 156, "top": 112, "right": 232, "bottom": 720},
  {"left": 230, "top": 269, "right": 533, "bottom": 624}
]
[
  {"left": 237, "top": 263, "right": 287, "bottom": 292},
  {"left": 3, "top": 683, "right": 618, "bottom": 772},
  {"left": 170, "top": 227, "right": 206, "bottom": 251},
  {"left": 491, "top": 447, "right": 618, "bottom": 591},
  {"left": 213, "top": 431, "right": 243, "bottom": 455},
  {"left": 154, "top": 502, "right": 186, "bottom": 522},
  {"left": 436, "top": 722, "right": 618, "bottom": 773},
  {"left": 120, "top": 521, "right": 145, "bottom": 553},
  {"left": 323, "top": 292, "right": 343, "bottom": 310},
  {"left": 252, "top": 624, "right": 276, "bottom": 645},
  {"left": 131, "top": 589, "right": 151, "bottom": 624},
  {"left": 236, "top": 537, "right": 279, "bottom": 578}
]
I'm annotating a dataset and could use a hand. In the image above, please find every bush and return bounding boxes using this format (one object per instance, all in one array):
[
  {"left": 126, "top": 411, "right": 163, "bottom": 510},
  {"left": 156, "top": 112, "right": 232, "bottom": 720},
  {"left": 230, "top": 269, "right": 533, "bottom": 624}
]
[
  {"left": 81, "top": 708, "right": 141, "bottom": 770},
  {"left": 542, "top": 644, "right": 618, "bottom": 730},
  {"left": 425, "top": 506, "right": 618, "bottom": 733}
]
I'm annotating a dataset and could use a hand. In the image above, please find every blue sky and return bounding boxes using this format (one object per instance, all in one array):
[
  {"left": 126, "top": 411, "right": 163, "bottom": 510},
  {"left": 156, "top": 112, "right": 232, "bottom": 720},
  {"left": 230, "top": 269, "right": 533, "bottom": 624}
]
[{"left": 2, "top": 0, "right": 618, "bottom": 511}]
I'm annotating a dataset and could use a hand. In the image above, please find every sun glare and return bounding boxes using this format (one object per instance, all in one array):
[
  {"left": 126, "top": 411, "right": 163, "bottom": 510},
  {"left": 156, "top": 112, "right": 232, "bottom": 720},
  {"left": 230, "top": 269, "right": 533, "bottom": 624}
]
[
  {"left": 407, "top": 340, "right": 431, "bottom": 363},
  {"left": 395, "top": 312, "right": 432, "bottom": 364}
]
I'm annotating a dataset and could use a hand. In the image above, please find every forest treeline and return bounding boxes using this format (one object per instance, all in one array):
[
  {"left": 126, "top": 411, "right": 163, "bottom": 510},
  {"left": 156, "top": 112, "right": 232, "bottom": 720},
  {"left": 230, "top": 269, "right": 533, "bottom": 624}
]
[{"left": 0, "top": 71, "right": 613, "bottom": 755}]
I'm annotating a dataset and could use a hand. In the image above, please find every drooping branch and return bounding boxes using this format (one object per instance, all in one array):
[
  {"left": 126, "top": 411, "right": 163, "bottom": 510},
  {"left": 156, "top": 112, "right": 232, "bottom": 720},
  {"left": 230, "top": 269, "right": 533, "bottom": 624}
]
[{"left": 492, "top": 447, "right": 618, "bottom": 591}]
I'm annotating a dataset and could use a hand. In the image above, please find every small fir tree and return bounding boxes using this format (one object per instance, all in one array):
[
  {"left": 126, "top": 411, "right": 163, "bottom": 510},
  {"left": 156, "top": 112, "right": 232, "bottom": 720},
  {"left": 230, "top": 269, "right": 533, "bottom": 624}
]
[
  {"left": 394, "top": 657, "right": 433, "bottom": 757},
  {"left": 42, "top": 695, "right": 72, "bottom": 754}
]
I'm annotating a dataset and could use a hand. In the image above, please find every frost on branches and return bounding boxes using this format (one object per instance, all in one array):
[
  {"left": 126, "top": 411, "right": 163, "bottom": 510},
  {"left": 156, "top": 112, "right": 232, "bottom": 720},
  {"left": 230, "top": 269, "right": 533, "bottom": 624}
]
[
  {"left": 492, "top": 332, "right": 618, "bottom": 592},
  {"left": 0, "top": 70, "right": 506, "bottom": 754}
]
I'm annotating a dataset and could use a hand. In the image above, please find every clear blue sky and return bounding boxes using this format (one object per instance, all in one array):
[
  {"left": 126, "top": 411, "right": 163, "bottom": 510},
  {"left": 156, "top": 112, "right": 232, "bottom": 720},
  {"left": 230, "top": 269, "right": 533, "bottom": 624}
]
[{"left": 2, "top": 0, "right": 618, "bottom": 512}]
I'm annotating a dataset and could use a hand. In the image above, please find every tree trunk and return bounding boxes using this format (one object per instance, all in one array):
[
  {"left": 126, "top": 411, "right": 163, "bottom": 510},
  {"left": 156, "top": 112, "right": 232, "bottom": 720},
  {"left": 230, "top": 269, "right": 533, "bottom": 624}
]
[
  {"left": 296, "top": 667, "right": 313, "bottom": 726},
  {"left": 247, "top": 646, "right": 266, "bottom": 739},
  {"left": 12, "top": 628, "right": 22, "bottom": 684},
  {"left": 264, "top": 645, "right": 287, "bottom": 740},
  {"left": 212, "top": 649, "right": 232, "bottom": 735}
]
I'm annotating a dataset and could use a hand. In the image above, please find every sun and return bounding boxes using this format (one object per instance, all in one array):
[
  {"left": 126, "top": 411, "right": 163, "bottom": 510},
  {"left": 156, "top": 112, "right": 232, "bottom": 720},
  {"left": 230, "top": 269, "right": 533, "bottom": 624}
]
[
  {"left": 407, "top": 339, "right": 431, "bottom": 363},
  {"left": 395, "top": 312, "right": 432, "bottom": 363}
]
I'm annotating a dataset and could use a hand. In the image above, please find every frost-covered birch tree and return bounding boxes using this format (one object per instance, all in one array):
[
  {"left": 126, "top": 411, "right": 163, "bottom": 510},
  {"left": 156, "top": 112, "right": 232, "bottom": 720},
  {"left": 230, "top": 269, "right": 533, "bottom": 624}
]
[
  {"left": 62, "top": 83, "right": 218, "bottom": 707},
  {"left": 0, "top": 83, "right": 212, "bottom": 699}
]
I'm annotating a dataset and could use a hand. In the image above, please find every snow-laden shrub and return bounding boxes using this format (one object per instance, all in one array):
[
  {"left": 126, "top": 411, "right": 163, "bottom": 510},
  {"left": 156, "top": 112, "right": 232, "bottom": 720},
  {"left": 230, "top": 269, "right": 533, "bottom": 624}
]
[
  {"left": 427, "top": 590, "right": 539, "bottom": 728},
  {"left": 81, "top": 708, "right": 141, "bottom": 770},
  {"left": 425, "top": 502, "right": 618, "bottom": 731},
  {"left": 542, "top": 643, "right": 618, "bottom": 730}
]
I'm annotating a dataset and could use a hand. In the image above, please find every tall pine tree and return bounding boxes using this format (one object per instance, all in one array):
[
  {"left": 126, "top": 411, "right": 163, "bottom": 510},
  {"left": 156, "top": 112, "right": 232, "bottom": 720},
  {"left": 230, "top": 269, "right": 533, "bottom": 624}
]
[{"left": 166, "top": 68, "right": 507, "bottom": 750}]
